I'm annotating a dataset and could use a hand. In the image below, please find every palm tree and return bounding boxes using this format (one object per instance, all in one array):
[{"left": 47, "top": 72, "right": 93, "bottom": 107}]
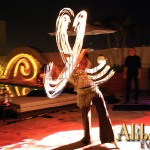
[{"left": 94, "top": 16, "right": 134, "bottom": 66}]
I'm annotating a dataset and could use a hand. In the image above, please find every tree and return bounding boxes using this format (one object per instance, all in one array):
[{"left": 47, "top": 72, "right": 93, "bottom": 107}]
[{"left": 93, "top": 16, "right": 137, "bottom": 68}]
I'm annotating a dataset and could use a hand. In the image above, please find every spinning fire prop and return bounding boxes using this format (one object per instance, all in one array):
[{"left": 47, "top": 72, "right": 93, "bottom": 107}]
[{"left": 44, "top": 8, "right": 115, "bottom": 98}]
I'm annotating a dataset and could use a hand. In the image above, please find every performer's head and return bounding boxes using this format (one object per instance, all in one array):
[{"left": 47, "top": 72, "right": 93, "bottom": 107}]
[{"left": 76, "top": 48, "right": 91, "bottom": 70}]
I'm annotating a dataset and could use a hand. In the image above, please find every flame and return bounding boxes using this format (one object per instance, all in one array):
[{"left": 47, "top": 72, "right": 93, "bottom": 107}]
[
  {"left": 44, "top": 8, "right": 115, "bottom": 99},
  {"left": 44, "top": 8, "right": 87, "bottom": 98}
]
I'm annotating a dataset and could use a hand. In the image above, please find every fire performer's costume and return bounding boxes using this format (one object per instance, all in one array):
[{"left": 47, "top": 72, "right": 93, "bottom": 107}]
[{"left": 69, "top": 57, "right": 116, "bottom": 145}]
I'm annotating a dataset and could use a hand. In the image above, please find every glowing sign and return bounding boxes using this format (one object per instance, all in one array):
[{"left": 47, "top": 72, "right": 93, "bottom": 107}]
[{"left": 4, "top": 54, "right": 38, "bottom": 81}]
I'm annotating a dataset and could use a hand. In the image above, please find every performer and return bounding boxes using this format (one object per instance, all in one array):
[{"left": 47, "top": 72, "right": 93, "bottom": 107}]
[
  {"left": 69, "top": 50, "right": 118, "bottom": 148},
  {"left": 44, "top": 8, "right": 117, "bottom": 148}
]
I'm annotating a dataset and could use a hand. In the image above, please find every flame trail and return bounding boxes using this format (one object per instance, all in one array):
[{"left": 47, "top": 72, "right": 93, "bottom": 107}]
[
  {"left": 44, "top": 8, "right": 87, "bottom": 98},
  {"left": 44, "top": 8, "right": 115, "bottom": 99}
]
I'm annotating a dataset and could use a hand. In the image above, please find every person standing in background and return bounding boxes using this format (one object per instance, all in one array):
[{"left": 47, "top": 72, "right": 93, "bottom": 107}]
[{"left": 123, "top": 48, "right": 142, "bottom": 104}]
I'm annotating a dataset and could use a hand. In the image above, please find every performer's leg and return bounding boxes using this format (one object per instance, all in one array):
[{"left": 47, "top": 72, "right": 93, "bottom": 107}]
[
  {"left": 92, "top": 96, "right": 115, "bottom": 144},
  {"left": 81, "top": 106, "right": 91, "bottom": 143}
]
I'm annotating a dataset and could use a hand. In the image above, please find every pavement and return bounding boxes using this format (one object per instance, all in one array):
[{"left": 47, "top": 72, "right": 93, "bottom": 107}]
[{"left": 0, "top": 91, "right": 150, "bottom": 150}]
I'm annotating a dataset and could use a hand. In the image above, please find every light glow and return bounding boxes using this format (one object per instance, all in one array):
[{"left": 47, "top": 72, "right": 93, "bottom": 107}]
[
  {"left": 94, "top": 70, "right": 115, "bottom": 85},
  {"left": 44, "top": 8, "right": 115, "bottom": 98},
  {"left": 15, "top": 86, "right": 21, "bottom": 96},
  {"left": 44, "top": 8, "right": 87, "bottom": 98},
  {"left": 85, "top": 60, "right": 106, "bottom": 74},
  {"left": 88, "top": 65, "right": 111, "bottom": 80},
  {"left": 85, "top": 55, "right": 115, "bottom": 85},
  {"left": 4, "top": 54, "right": 38, "bottom": 81},
  {"left": 22, "top": 87, "right": 31, "bottom": 96},
  {"left": 14, "top": 58, "right": 30, "bottom": 77},
  {"left": 3, "top": 85, "right": 34, "bottom": 97},
  {"left": 2, "top": 125, "right": 148, "bottom": 149}
]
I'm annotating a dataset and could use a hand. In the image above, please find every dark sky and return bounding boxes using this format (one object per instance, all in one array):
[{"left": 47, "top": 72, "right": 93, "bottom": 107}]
[{"left": 0, "top": 0, "right": 149, "bottom": 54}]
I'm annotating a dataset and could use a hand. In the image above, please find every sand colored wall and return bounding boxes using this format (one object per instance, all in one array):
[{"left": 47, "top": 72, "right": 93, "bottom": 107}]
[
  {"left": 88, "top": 46, "right": 150, "bottom": 91},
  {"left": 1, "top": 46, "right": 150, "bottom": 90}
]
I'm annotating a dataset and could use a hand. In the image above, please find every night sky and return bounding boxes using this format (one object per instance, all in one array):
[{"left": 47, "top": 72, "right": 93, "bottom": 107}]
[{"left": 0, "top": 0, "right": 149, "bottom": 54}]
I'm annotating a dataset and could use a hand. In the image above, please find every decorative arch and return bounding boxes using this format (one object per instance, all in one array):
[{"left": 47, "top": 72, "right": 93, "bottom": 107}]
[{"left": 3, "top": 46, "right": 48, "bottom": 83}]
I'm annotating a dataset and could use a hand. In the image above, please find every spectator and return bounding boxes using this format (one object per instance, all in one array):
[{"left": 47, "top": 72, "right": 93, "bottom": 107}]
[{"left": 123, "top": 48, "right": 142, "bottom": 104}]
